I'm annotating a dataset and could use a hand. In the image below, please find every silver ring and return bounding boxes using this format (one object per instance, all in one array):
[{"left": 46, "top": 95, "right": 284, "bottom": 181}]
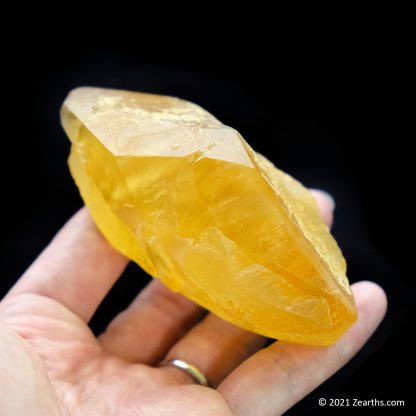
[{"left": 159, "top": 359, "right": 211, "bottom": 387}]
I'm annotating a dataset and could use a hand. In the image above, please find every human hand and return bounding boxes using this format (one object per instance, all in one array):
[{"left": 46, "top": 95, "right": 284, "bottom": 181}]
[{"left": 0, "top": 191, "right": 387, "bottom": 415}]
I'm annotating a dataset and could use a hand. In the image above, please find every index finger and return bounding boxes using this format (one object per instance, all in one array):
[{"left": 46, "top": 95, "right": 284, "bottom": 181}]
[{"left": 4, "top": 207, "right": 128, "bottom": 322}]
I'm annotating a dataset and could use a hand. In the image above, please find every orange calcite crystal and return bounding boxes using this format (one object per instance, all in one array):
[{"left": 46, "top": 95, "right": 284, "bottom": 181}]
[{"left": 61, "top": 87, "right": 357, "bottom": 345}]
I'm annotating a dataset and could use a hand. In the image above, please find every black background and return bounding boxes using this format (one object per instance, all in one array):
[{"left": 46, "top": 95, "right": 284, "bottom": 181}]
[{"left": 1, "top": 26, "right": 414, "bottom": 414}]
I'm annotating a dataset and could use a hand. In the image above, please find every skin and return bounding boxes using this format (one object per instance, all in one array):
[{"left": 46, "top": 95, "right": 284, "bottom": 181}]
[{"left": 0, "top": 190, "right": 387, "bottom": 415}]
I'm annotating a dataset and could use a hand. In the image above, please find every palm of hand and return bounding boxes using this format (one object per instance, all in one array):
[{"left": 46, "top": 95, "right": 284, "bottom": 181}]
[
  {"left": 0, "top": 199, "right": 386, "bottom": 415},
  {"left": 1, "top": 293, "right": 230, "bottom": 416}
]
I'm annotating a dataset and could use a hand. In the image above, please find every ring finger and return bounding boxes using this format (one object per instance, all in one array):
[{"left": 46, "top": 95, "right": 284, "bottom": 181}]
[{"left": 158, "top": 314, "right": 266, "bottom": 387}]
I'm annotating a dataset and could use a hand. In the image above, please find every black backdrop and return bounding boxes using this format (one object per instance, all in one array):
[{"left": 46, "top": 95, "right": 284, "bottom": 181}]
[{"left": 1, "top": 41, "right": 414, "bottom": 414}]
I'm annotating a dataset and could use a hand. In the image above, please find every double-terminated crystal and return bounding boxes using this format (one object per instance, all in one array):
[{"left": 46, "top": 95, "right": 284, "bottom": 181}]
[{"left": 61, "top": 87, "right": 357, "bottom": 345}]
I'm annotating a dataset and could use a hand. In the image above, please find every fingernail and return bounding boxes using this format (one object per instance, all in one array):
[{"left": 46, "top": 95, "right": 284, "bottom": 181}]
[{"left": 311, "top": 189, "right": 336, "bottom": 211}]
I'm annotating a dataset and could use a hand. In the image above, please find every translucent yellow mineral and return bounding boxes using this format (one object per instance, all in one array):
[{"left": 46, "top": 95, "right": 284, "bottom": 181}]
[{"left": 61, "top": 87, "right": 357, "bottom": 345}]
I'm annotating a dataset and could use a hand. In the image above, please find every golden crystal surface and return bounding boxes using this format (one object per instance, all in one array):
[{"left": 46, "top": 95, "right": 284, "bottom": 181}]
[{"left": 61, "top": 87, "right": 357, "bottom": 345}]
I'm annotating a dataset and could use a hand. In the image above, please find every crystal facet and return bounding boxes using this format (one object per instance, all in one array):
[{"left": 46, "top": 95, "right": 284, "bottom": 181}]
[{"left": 61, "top": 87, "right": 357, "bottom": 345}]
